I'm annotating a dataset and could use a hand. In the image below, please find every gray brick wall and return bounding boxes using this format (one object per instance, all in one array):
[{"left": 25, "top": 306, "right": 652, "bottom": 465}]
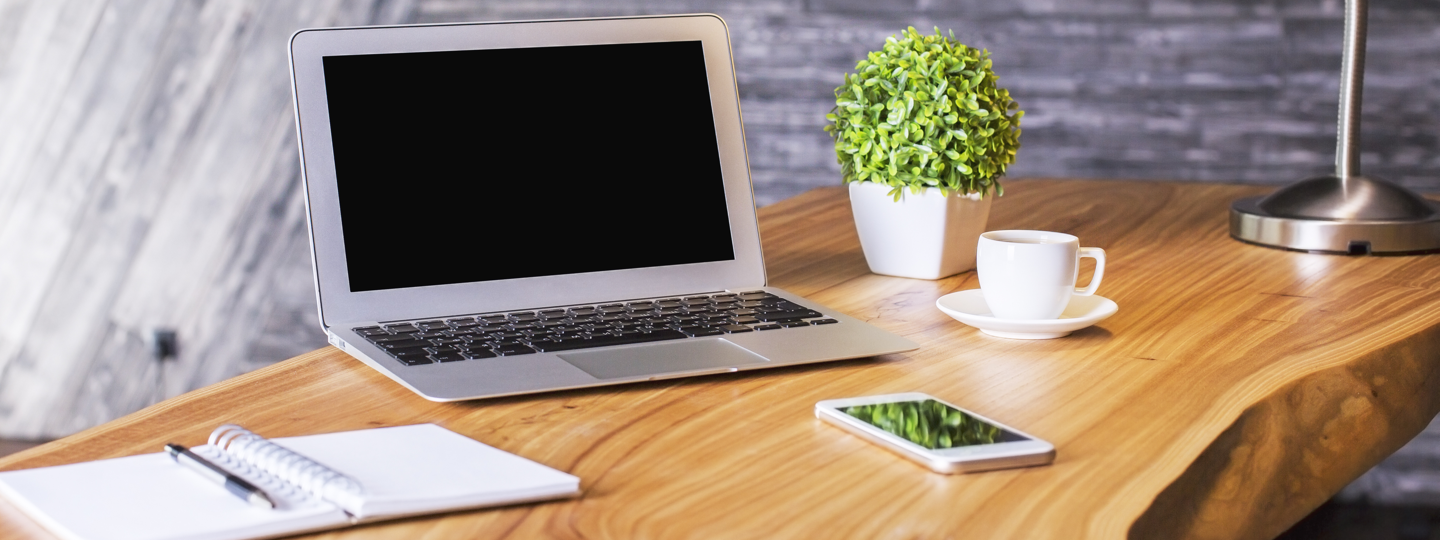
[{"left": 410, "top": 0, "right": 1440, "bottom": 205}]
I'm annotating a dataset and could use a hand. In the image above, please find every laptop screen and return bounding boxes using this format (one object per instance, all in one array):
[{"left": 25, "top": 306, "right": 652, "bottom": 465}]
[{"left": 322, "top": 41, "right": 735, "bottom": 293}]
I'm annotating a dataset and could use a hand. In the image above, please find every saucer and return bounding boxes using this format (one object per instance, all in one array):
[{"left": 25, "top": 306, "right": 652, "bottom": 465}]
[{"left": 935, "top": 290, "right": 1119, "bottom": 339}]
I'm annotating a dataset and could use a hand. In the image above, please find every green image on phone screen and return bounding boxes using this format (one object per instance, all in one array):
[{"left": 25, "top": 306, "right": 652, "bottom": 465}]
[{"left": 842, "top": 400, "right": 1026, "bottom": 449}]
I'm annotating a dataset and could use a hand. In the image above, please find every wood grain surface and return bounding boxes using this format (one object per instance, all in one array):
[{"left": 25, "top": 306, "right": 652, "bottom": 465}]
[{"left": 3, "top": 179, "right": 1439, "bottom": 540}]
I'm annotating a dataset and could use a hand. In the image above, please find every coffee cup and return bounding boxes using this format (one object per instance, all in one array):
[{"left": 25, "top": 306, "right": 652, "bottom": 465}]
[{"left": 976, "top": 230, "right": 1105, "bottom": 320}]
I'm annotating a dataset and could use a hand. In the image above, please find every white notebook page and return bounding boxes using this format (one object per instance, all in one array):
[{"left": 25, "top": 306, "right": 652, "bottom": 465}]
[
  {"left": 0, "top": 451, "right": 345, "bottom": 540},
  {"left": 272, "top": 424, "right": 580, "bottom": 519},
  {"left": 0, "top": 423, "right": 580, "bottom": 540}
]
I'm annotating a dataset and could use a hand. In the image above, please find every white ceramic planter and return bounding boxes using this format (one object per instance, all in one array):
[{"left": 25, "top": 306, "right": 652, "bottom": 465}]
[{"left": 848, "top": 181, "right": 993, "bottom": 280}]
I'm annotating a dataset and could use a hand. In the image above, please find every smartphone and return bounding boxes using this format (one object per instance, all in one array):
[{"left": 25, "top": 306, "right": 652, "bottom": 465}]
[{"left": 815, "top": 392, "right": 1055, "bottom": 474}]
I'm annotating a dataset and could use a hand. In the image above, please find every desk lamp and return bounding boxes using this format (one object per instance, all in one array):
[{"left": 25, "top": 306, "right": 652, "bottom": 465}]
[{"left": 1230, "top": 0, "right": 1440, "bottom": 255}]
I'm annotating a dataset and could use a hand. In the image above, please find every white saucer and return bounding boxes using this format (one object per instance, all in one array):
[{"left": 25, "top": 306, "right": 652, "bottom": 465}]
[{"left": 935, "top": 289, "right": 1119, "bottom": 339}]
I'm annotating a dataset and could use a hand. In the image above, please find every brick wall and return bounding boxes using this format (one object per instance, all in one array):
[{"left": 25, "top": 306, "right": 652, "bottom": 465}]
[{"left": 414, "top": 0, "right": 1440, "bottom": 205}]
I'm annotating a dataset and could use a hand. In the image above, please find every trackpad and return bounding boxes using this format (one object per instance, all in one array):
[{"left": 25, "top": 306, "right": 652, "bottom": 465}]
[{"left": 558, "top": 339, "right": 768, "bottom": 380}]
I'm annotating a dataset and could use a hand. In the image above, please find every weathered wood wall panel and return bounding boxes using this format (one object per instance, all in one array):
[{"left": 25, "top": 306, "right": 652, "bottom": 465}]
[
  {"left": 0, "top": 0, "right": 1436, "bottom": 503},
  {"left": 0, "top": 0, "right": 398, "bottom": 437}
]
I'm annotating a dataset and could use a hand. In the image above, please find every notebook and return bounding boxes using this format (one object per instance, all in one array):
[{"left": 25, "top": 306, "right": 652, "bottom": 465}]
[
  {"left": 0, "top": 424, "right": 579, "bottom": 540},
  {"left": 287, "top": 14, "right": 918, "bottom": 402}
]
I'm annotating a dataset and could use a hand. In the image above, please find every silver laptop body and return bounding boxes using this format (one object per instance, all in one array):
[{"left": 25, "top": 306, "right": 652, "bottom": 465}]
[{"left": 288, "top": 14, "right": 917, "bottom": 401}]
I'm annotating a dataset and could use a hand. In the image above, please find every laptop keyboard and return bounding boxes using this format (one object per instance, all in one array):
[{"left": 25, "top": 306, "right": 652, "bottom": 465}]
[{"left": 352, "top": 291, "right": 838, "bottom": 366}]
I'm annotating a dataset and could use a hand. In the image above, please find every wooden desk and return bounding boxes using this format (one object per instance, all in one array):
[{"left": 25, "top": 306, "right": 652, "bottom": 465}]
[{"left": 4, "top": 179, "right": 1439, "bottom": 540}]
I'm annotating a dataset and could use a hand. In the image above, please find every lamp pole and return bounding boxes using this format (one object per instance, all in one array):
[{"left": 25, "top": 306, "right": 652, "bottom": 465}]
[{"left": 1336, "top": 0, "right": 1365, "bottom": 183}]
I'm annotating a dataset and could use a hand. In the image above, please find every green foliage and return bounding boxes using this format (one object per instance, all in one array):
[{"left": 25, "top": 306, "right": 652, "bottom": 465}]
[
  {"left": 843, "top": 400, "right": 1002, "bottom": 449},
  {"left": 824, "top": 27, "right": 1023, "bottom": 201}
]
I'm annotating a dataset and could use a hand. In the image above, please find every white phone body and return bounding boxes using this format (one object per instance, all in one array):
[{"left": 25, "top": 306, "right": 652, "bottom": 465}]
[{"left": 815, "top": 392, "right": 1055, "bottom": 474}]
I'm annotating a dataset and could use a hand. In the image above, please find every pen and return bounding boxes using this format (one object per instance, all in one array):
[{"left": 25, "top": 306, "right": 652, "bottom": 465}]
[{"left": 164, "top": 443, "right": 276, "bottom": 509}]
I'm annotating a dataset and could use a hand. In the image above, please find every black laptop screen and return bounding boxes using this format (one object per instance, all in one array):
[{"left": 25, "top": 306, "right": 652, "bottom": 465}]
[{"left": 322, "top": 41, "right": 735, "bottom": 293}]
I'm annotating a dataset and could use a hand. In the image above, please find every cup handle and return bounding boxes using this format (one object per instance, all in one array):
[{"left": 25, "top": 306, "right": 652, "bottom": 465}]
[{"left": 1075, "top": 247, "right": 1105, "bottom": 296}]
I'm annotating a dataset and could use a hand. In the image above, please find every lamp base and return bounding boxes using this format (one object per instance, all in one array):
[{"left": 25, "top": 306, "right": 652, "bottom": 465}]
[{"left": 1230, "top": 196, "right": 1440, "bottom": 255}]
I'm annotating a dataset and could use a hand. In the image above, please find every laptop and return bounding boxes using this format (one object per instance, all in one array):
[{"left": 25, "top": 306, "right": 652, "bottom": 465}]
[{"left": 287, "top": 14, "right": 917, "bottom": 401}]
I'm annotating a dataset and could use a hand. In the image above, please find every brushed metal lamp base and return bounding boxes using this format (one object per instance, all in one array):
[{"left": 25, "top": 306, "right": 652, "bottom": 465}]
[
  {"left": 1231, "top": 175, "right": 1440, "bottom": 255},
  {"left": 1228, "top": 0, "right": 1440, "bottom": 256}
]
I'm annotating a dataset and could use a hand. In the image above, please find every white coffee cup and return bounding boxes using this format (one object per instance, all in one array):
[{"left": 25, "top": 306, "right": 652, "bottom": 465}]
[{"left": 976, "top": 230, "right": 1106, "bottom": 320}]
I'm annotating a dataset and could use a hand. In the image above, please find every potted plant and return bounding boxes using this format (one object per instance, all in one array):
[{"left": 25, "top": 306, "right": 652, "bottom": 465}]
[{"left": 826, "top": 27, "right": 1023, "bottom": 280}]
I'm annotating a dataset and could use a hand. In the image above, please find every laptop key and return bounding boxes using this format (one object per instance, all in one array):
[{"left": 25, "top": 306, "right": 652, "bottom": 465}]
[
  {"left": 753, "top": 301, "right": 800, "bottom": 311},
  {"left": 720, "top": 325, "right": 753, "bottom": 333},
  {"left": 682, "top": 327, "right": 725, "bottom": 337},
  {"left": 777, "top": 321, "right": 811, "bottom": 328},
  {"left": 395, "top": 355, "right": 434, "bottom": 366},
  {"left": 494, "top": 344, "right": 537, "bottom": 356},
  {"left": 379, "top": 340, "right": 430, "bottom": 351},
  {"left": 461, "top": 348, "right": 498, "bottom": 359},
  {"left": 370, "top": 333, "right": 421, "bottom": 343},
  {"left": 811, "top": 318, "right": 840, "bottom": 325},
  {"left": 430, "top": 352, "right": 466, "bottom": 362},
  {"left": 754, "top": 324, "right": 782, "bottom": 331},
  {"left": 753, "top": 312, "right": 823, "bottom": 323}
]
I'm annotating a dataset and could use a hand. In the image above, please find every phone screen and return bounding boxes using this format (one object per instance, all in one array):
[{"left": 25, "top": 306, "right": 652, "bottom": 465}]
[{"left": 842, "top": 400, "right": 1029, "bottom": 449}]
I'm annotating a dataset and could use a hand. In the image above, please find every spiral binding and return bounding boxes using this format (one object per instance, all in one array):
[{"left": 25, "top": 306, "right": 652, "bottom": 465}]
[{"left": 209, "top": 424, "right": 365, "bottom": 510}]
